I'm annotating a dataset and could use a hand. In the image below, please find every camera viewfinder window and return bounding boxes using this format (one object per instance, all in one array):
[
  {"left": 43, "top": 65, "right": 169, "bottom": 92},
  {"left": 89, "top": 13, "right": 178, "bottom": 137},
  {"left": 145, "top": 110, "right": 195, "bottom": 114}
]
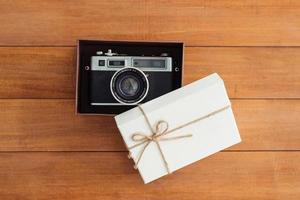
[{"left": 108, "top": 60, "right": 125, "bottom": 67}]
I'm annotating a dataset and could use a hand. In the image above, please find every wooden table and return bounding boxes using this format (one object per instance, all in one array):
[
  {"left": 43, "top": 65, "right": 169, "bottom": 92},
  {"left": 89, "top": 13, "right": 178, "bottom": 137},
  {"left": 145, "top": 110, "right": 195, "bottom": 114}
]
[{"left": 0, "top": 1, "right": 299, "bottom": 199}]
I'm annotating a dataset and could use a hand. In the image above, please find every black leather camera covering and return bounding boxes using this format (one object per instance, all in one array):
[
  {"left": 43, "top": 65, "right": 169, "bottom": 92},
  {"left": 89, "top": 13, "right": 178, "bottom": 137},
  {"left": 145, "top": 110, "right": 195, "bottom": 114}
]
[{"left": 76, "top": 40, "right": 184, "bottom": 115}]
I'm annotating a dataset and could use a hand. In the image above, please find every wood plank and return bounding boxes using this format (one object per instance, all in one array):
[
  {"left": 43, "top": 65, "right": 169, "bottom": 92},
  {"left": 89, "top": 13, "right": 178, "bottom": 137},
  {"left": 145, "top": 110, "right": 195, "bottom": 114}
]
[
  {"left": 1, "top": 1, "right": 300, "bottom": 46},
  {"left": 147, "top": 0, "right": 300, "bottom": 46},
  {"left": 0, "top": 99, "right": 299, "bottom": 151},
  {"left": 0, "top": 152, "right": 299, "bottom": 199},
  {"left": 185, "top": 47, "right": 300, "bottom": 98},
  {"left": 0, "top": 47, "right": 75, "bottom": 98},
  {"left": 0, "top": 0, "right": 147, "bottom": 46},
  {"left": 0, "top": 47, "right": 299, "bottom": 99}
]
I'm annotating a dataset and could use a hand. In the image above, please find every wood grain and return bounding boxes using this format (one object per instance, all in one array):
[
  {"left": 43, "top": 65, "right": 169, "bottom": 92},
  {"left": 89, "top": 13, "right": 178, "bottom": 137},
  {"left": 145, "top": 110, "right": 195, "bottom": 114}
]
[
  {"left": 185, "top": 47, "right": 300, "bottom": 98},
  {"left": 0, "top": 99, "right": 299, "bottom": 151},
  {"left": 1, "top": 0, "right": 300, "bottom": 46},
  {"left": 0, "top": 152, "right": 299, "bottom": 200},
  {"left": 0, "top": 47, "right": 75, "bottom": 98},
  {"left": 1, "top": 0, "right": 299, "bottom": 199},
  {"left": 0, "top": 47, "right": 299, "bottom": 99}
]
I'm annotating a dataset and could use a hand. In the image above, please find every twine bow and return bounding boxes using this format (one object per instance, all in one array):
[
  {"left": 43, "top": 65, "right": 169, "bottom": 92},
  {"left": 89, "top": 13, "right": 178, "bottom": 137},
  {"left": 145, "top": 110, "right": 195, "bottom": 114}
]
[
  {"left": 127, "top": 104, "right": 231, "bottom": 174},
  {"left": 127, "top": 105, "right": 193, "bottom": 174}
]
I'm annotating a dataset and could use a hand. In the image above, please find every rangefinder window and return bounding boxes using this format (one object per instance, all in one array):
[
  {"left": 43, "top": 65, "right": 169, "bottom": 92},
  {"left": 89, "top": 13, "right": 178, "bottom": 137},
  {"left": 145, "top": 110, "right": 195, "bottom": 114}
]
[
  {"left": 133, "top": 59, "right": 165, "bottom": 68},
  {"left": 108, "top": 60, "right": 125, "bottom": 67}
]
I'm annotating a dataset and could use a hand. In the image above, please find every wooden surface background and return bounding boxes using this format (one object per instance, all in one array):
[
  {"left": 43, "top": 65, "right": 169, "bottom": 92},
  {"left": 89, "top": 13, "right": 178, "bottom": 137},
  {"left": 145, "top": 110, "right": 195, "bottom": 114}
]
[{"left": 0, "top": 0, "right": 299, "bottom": 199}]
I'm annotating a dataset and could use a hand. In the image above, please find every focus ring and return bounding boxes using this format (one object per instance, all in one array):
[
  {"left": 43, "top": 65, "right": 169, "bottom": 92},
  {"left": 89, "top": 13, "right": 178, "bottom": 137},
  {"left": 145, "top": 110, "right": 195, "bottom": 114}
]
[{"left": 110, "top": 67, "right": 149, "bottom": 105}]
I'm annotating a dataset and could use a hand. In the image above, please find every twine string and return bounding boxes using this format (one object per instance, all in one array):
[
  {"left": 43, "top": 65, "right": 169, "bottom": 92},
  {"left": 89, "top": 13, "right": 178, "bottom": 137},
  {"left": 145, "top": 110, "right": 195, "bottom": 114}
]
[{"left": 127, "top": 104, "right": 231, "bottom": 174}]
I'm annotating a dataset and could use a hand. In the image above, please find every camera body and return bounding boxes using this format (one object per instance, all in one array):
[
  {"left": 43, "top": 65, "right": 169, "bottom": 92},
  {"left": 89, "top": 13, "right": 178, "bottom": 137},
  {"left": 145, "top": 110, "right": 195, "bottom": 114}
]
[{"left": 90, "top": 49, "right": 174, "bottom": 106}]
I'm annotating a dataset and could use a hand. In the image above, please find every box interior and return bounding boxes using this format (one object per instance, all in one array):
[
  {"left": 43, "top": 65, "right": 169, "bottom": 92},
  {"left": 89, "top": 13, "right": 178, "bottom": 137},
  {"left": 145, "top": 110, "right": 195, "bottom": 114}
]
[{"left": 76, "top": 40, "right": 184, "bottom": 114}]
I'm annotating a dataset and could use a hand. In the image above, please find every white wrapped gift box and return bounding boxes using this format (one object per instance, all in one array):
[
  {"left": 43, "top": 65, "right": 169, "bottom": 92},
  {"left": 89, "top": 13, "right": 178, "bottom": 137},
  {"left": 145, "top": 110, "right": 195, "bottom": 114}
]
[{"left": 114, "top": 73, "right": 241, "bottom": 184}]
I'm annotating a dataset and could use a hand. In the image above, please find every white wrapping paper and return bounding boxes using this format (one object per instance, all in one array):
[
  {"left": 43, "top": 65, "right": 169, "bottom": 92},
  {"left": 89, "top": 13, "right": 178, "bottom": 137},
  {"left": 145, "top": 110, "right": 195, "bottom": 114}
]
[{"left": 115, "top": 73, "right": 241, "bottom": 183}]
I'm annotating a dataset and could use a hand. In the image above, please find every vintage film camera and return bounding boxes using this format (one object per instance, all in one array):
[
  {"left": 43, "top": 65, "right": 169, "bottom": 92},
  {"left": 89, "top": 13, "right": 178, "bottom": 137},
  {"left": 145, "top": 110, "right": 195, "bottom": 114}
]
[
  {"left": 90, "top": 49, "right": 175, "bottom": 105},
  {"left": 76, "top": 40, "right": 183, "bottom": 114}
]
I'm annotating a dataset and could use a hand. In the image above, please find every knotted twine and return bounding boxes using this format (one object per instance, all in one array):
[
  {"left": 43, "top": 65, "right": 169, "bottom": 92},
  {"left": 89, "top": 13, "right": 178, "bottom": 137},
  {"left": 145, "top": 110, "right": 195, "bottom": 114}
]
[{"left": 127, "top": 104, "right": 231, "bottom": 174}]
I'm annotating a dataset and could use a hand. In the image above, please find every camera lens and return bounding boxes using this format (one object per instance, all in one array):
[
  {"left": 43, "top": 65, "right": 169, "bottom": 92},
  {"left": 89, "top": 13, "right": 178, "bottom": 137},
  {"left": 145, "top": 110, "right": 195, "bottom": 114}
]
[
  {"left": 118, "top": 76, "right": 139, "bottom": 96},
  {"left": 110, "top": 67, "right": 149, "bottom": 104}
]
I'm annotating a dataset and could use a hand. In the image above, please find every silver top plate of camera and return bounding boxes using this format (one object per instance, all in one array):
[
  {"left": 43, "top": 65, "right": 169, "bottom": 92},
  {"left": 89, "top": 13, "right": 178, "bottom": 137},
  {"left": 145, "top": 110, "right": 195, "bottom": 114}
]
[{"left": 91, "top": 50, "right": 172, "bottom": 72}]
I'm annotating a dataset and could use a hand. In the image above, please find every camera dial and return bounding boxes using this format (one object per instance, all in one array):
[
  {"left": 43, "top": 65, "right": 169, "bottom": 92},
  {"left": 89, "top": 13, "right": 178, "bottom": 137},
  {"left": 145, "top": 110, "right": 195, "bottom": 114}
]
[
  {"left": 110, "top": 67, "right": 149, "bottom": 105},
  {"left": 105, "top": 49, "right": 117, "bottom": 56}
]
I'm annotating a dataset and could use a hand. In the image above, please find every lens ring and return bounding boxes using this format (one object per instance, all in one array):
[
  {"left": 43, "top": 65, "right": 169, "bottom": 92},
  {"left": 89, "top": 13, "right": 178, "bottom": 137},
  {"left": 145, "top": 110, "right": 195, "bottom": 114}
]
[{"left": 110, "top": 67, "right": 149, "bottom": 105}]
